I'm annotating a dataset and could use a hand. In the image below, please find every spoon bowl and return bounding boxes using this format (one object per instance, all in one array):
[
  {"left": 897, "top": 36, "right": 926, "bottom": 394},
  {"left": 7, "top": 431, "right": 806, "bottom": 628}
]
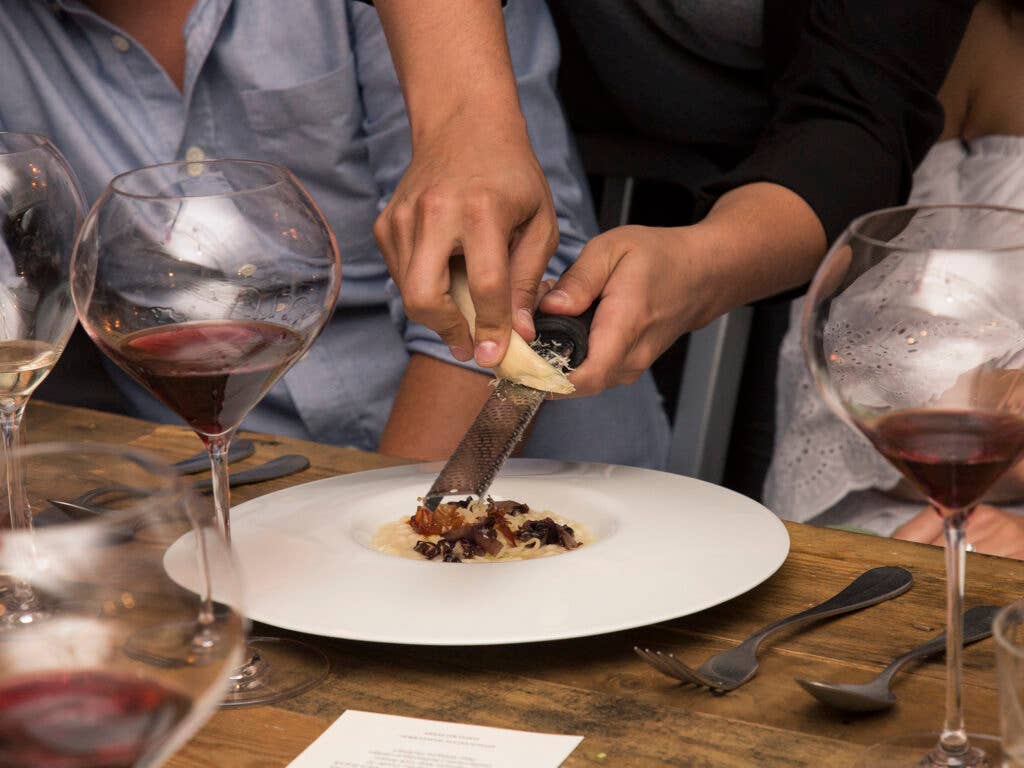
[{"left": 795, "top": 677, "right": 897, "bottom": 713}]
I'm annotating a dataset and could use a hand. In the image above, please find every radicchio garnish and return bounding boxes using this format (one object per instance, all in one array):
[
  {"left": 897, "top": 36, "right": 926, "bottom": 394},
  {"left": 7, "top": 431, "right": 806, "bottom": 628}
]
[
  {"left": 413, "top": 539, "right": 464, "bottom": 562},
  {"left": 517, "top": 517, "right": 579, "bottom": 549},
  {"left": 488, "top": 499, "right": 530, "bottom": 516},
  {"left": 409, "top": 499, "right": 578, "bottom": 561}
]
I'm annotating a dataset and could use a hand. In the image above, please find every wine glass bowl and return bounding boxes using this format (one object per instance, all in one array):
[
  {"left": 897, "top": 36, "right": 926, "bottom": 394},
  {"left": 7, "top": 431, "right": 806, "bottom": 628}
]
[
  {"left": 802, "top": 204, "right": 1024, "bottom": 767},
  {"left": 805, "top": 206, "right": 1024, "bottom": 519},
  {"left": 0, "top": 132, "right": 86, "bottom": 623},
  {"left": 72, "top": 159, "right": 339, "bottom": 441},
  {"left": 0, "top": 132, "right": 84, "bottom": 409},
  {"left": 0, "top": 442, "right": 245, "bottom": 768},
  {"left": 71, "top": 158, "right": 340, "bottom": 706}
]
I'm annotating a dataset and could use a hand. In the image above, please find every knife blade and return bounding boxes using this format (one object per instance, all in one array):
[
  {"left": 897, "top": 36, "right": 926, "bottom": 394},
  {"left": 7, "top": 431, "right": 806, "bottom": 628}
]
[{"left": 423, "top": 309, "right": 592, "bottom": 510}]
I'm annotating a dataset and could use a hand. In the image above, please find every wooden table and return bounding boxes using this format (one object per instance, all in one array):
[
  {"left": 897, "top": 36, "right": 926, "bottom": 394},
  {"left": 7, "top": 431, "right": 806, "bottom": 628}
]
[{"left": 27, "top": 401, "right": 1024, "bottom": 767}]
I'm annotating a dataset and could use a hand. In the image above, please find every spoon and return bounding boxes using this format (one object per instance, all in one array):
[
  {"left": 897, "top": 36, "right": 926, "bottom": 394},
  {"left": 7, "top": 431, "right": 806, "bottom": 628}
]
[{"left": 795, "top": 604, "right": 999, "bottom": 713}]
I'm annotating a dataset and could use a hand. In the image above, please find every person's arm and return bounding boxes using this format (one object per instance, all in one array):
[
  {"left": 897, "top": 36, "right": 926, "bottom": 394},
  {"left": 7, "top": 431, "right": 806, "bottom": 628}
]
[
  {"left": 353, "top": 0, "right": 594, "bottom": 458},
  {"left": 704, "top": 0, "right": 974, "bottom": 244},
  {"left": 378, "top": 354, "right": 492, "bottom": 459},
  {"left": 702, "top": 0, "right": 976, "bottom": 244},
  {"left": 542, "top": 183, "right": 825, "bottom": 395},
  {"left": 368, "top": 0, "right": 557, "bottom": 368},
  {"left": 543, "top": 0, "right": 976, "bottom": 396}
]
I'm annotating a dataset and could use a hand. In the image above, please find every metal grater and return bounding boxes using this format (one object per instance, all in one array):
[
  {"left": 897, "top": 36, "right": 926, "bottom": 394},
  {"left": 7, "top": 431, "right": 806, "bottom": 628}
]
[{"left": 422, "top": 336, "right": 576, "bottom": 510}]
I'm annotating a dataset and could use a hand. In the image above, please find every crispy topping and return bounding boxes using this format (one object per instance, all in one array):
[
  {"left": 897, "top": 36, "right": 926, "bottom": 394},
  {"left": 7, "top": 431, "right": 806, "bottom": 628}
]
[
  {"left": 408, "top": 498, "right": 578, "bottom": 562},
  {"left": 492, "top": 516, "right": 518, "bottom": 548},
  {"left": 409, "top": 502, "right": 467, "bottom": 536}
]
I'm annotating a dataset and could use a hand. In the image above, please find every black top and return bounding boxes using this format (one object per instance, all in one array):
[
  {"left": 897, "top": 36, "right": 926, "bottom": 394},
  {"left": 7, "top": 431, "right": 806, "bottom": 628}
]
[
  {"left": 356, "top": 0, "right": 975, "bottom": 242},
  {"left": 706, "top": 0, "right": 976, "bottom": 241}
]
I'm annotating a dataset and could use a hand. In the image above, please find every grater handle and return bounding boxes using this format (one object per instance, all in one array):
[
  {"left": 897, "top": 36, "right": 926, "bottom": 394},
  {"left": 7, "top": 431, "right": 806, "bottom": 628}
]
[{"left": 533, "top": 306, "right": 594, "bottom": 368}]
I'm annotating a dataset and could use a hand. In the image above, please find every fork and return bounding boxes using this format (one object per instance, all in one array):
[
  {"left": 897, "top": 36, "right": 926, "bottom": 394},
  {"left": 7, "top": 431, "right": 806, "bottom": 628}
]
[{"left": 634, "top": 565, "right": 913, "bottom": 692}]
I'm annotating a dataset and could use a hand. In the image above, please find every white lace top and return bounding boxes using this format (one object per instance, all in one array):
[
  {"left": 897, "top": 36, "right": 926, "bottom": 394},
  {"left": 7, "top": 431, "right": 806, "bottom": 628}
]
[{"left": 764, "top": 136, "right": 1024, "bottom": 532}]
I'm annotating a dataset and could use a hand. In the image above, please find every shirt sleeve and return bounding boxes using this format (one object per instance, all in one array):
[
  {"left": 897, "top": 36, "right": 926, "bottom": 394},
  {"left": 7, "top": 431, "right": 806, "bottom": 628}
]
[
  {"left": 352, "top": 0, "right": 596, "bottom": 372},
  {"left": 697, "top": 0, "right": 976, "bottom": 244}
]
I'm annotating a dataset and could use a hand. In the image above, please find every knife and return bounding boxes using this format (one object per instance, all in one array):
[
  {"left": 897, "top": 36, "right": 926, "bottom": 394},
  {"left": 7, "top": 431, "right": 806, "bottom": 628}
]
[
  {"left": 423, "top": 309, "right": 592, "bottom": 510},
  {"left": 172, "top": 439, "right": 255, "bottom": 474}
]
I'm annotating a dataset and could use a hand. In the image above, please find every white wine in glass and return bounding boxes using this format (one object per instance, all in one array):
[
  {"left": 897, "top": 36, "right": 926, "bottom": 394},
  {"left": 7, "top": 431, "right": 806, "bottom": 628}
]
[{"left": 0, "top": 340, "right": 60, "bottom": 403}]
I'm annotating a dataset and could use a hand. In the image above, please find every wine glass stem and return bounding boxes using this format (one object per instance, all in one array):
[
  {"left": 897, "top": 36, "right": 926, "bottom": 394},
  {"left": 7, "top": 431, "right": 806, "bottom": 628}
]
[
  {"left": 1, "top": 400, "right": 39, "bottom": 613},
  {"left": 205, "top": 434, "right": 233, "bottom": 549},
  {"left": 938, "top": 508, "right": 970, "bottom": 758},
  {"left": 185, "top": 497, "right": 219, "bottom": 655},
  {"left": 1, "top": 401, "right": 29, "bottom": 533}
]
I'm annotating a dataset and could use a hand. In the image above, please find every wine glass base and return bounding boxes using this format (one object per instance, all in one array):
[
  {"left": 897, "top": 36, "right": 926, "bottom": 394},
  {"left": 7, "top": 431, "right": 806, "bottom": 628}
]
[
  {"left": 854, "top": 733, "right": 1004, "bottom": 768},
  {"left": 0, "top": 583, "right": 52, "bottom": 627},
  {"left": 123, "top": 619, "right": 236, "bottom": 669},
  {"left": 222, "top": 636, "right": 329, "bottom": 707},
  {"left": 0, "top": 604, "right": 49, "bottom": 627}
]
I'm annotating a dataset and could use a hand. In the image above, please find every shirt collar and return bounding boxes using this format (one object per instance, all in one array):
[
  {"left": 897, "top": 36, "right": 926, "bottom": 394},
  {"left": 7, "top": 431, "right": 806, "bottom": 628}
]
[{"left": 39, "top": 1, "right": 95, "bottom": 17}]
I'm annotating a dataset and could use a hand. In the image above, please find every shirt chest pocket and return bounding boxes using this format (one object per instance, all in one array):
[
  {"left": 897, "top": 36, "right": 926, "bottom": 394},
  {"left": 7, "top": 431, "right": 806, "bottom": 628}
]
[{"left": 239, "top": 60, "right": 362, "bottom": 182}]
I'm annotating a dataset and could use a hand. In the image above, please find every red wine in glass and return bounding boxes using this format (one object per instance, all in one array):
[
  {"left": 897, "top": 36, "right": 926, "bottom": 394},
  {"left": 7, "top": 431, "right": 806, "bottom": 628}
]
[
  {"left": 0, "top": 670, "right": 191, "bottom": 768},
  {"left": 100, "top": 320, "right": 305, "bottom": 436},
  {"left": 861, "top": 408, "right": 1024, "bottom": 511}
]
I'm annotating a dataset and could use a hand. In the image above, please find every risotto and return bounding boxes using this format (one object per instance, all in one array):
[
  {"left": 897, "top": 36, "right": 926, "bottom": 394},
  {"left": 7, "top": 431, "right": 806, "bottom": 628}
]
[{"left": 372, "top": 497, "right": 590, "bottom": 563}]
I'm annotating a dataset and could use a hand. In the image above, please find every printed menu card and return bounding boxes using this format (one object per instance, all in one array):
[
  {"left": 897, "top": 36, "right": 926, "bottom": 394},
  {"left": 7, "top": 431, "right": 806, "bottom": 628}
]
[{"left": 287, "top": 710, "right": 583, "bottom": 768}]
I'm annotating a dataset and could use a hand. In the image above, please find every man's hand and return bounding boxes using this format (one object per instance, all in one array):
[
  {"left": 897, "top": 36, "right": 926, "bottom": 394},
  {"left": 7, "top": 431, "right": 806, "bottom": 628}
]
[
  {"left": 374, "top": 120, "right": 557, "bottom": 367},
  {"left": 894, "top": 504, "right": 1024, "bottom": 559},
  {"left": 540, "top": 182, "right": 827, "bottom": 397},
  {"left": 371, "top": 0, "right": 557, "bottom": 368}
]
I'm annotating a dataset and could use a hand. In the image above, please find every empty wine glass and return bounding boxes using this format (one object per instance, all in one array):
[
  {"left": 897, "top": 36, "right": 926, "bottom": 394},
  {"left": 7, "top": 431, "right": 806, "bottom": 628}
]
[
  {"left": 803, "top": 204, "right": 1024, "bottom": 767},
  {"left": 0, "top": 442, "right": 245, "bottom": 767},
  {"left": 995, "top": 602, "right": 1024, "bottom": 767},
  {"left": 0, "top": 131, "right": 85, "bottom": 544},
  {"left": 71, "top": 158, "right": 340, "bottom": 705}
]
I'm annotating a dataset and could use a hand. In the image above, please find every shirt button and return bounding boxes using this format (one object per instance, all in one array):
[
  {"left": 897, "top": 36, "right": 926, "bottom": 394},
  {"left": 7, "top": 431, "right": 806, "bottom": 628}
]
[
  {"left": 185, "top": 146, "right": 206, "bottom": 163},
  {"left": 111, "top": 35, "right": 131, "bottom": 53}
]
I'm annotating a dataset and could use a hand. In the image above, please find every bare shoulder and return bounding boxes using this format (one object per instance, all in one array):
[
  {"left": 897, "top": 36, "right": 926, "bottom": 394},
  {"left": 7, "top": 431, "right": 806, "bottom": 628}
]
[{"left": 943, "top": 0, "right": 1024, "bottom": 141}]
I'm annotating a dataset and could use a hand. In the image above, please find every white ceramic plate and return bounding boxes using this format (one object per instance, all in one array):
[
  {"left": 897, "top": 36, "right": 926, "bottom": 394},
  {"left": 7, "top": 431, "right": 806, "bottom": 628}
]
[{"left": 165, "top": 460, "right": 789, "bottom": 645}]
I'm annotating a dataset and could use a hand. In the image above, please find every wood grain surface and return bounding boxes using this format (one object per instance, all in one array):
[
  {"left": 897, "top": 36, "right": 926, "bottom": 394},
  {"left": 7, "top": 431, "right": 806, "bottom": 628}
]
[{"left": 25, "top": 400, "right": 1024, "bottom": 767}]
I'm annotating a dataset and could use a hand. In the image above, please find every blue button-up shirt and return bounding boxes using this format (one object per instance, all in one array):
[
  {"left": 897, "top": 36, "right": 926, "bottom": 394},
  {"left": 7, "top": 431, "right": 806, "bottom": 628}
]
[{"left": 0, "top": 0, "right": 597, "bottom": 448}]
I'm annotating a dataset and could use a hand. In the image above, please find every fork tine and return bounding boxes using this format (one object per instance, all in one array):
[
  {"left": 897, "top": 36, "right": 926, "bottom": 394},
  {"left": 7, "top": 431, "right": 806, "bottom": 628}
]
[
  {"left": 653, "top": 650, "right": 717, "bottom": 688},
  {"left": 637, "top": 647, "right": 736, "bottom": 691},
  {"left": 635, "top": 648, "right": 687, "bottom": 683},
  {"left": 633, "top": 647, "right": 703, "bottom": 686},
  {"left": 73, "top": 485, "right": 135, "bottom": 507},
  {"left": 633, "top": 647, "right": 685, "bottom": 680}
]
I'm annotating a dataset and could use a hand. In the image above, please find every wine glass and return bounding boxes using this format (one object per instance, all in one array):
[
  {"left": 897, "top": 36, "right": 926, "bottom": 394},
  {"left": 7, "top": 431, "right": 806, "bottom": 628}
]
[
  {"left": 0, "top": 132, "right": 84, "bottom": 558},
  {"left": 71, "top": 159, "right": 341, "bottom": 706},
  {"left": 803, "top": 204, "right": 1024, "bottom": 767},
  {"left": 0, "top": 442, "right": 245, "bottom": 767}
]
